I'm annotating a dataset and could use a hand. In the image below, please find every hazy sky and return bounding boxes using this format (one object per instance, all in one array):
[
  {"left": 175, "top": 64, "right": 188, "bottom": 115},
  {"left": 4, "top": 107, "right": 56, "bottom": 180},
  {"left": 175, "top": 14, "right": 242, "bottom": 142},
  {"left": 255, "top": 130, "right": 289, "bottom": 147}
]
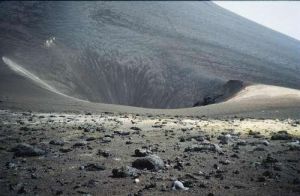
[{"left": 214, "top": 1, "right": 300, "bottom": 41}]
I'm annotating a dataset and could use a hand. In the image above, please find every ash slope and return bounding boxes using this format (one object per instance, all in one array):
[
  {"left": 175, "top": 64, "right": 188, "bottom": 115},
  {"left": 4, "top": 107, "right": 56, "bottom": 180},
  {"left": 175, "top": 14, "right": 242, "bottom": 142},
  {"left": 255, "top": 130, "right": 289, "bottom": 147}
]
[
  {"left": 1, "top": 57, "right": 300, "bottom": 119},
  {"left": 0, "top": 2, "right": 300, "bottom": 109}
]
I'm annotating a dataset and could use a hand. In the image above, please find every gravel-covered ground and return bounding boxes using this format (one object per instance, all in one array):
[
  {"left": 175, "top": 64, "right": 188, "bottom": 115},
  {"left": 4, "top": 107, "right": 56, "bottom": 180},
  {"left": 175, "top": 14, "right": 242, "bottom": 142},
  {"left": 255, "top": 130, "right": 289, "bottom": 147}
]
[{"left": 0, "top": 110, "right": 300, "bottom": 196}]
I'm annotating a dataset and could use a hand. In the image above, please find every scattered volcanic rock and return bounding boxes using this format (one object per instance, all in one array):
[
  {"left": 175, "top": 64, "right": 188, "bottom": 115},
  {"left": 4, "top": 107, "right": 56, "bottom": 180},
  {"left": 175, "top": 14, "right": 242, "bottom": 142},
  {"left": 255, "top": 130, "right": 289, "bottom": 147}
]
[
  {"left": 184, "top": 143, "right": 222, "bottom": 153},
  {"left": 271, "top": 131, "right": 292, "bottom": 140},
  {"left": 20, "top": 127, "right": 30, "bottom": 131},
  {"left": 11, "top": 143, "right": 45, "bottom": 157},
  {"left": 253, "top": 147, "right": 266, "bottom": 151},
  {"left": 220, "top": 159, "right": 230, "bottom": 165},
  {"left": 218, "top": 134, "right": 232, "bottom": 144},
  {"left": 114, "top": 131, "right": 130, "bottom": 136},
  {"left": 130, "top": 127, "right": 142, "bottom": 131},
  {"left": 293, "top": 178, "right": 300, "bottom": 185},
  {"left": 248, "top": 130, "right": 262, "bottom": 138},
  {"left": 125, "top": 141, "right": 133, "bottom": 145},
  {"left": 59, "top": 147, "right": 72, "bottom": 153},
  {"left": 174, "top": 160, "right": 184, "bottom": 171},
  {"left": 134, "top": 149, "right": 152, "bottom": 157},
  {"left": 262, "top": 154, "right": 278, "bottom": 168},
  {"left": 237, "top": 140, "right": 247, "bottom": 146},
  {"left": 262, "top": 140, "right": 270, "bottom": 146},
  {"left": 132, "top": 155, "right": 164, "bottom": 171},
  {"left": 73, "top": 141, "right": 87, "bottom": 147},
  {"left": 86, "top": 137, "right": 96, "bottom": 141},
  {"left": 81, "top": 163, "right": 106, "bottom": 171},
  {"left": 16, "top": 183, "right": 27, "bottom": 194},
  {"left": 286, "top": 141, "right": 300, "bottom": 150},
  {"left": 31, "top": 173, "right": 38, "bottom": 179},
  {"left": 2, "top": 109, "right": 300, "bottom": 195},
  {"left": 144, "top": 182, "right": 157, "bottom": 190},
  {"left": 6, "top": 162, "right": 16, "bottom": 169},
  {"left": 98, "top": 149, "right": 112, "bottom": 157},
  {"left": 262, "top": 170, "right": 274, "bottom": 178},
  {"left": 49, "top": 139, "right": 65, "bottom": 146},
  {"left": 185, "top": 135, "right": 207, "bottom": 142},
  {"left": 112, "top": 166, "right": 139, "bottom": 178},
  {"left": 257, "top": 176, "right": 266, "bottom": 182},
  {"left": 101, "top": 137, "right": 112, "bottom": 143}
]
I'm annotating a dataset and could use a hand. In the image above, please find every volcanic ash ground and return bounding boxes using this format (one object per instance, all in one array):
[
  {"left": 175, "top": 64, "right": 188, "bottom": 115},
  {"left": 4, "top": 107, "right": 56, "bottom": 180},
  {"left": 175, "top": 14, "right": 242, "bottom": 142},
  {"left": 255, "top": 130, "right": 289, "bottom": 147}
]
[{"left": 0, "top": 110, "right": 300, "bottom": 195}]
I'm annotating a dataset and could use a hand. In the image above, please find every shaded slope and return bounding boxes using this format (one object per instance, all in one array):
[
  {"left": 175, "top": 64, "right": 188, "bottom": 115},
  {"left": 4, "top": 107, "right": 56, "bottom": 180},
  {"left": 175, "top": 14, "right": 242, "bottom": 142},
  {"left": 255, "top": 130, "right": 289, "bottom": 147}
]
[
  {"left": 193, "top": 80, "right": 247, "bottom": 106},
  {"left": 0, "top": 2, "right": 300, "bottom": 109}
]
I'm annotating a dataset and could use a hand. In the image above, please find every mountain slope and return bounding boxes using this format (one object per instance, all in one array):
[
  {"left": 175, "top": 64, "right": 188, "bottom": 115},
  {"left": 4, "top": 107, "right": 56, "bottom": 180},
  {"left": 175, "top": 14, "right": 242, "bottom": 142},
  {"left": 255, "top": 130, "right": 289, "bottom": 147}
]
[
  {"left": 0, "top": 1, "right": 300, "bottom": 109},
  {"left": 1, "top": 57, "right": 300, "bottom": 119}
]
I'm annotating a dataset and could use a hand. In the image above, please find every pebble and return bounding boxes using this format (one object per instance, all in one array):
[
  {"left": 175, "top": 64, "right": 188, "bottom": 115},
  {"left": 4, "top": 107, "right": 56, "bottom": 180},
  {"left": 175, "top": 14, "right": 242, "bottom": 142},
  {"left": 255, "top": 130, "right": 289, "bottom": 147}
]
[
  {"left": 184, "top": 143, "right": 222, "bottom": 153},
  {"left": 73, "top": 141, "right": 87, "bottom": 147},
  {"left": 114, "top": 131, "right": 130, "bottom": 136},
  {"left": 286, "top": 140, "right": 300, "bottom": 150},
  {"left": 271, "top": 131, "right": 292, "bottom": 140},
  {"left": 257, "top": 176, "right": 266, "bottom": 182},
  {"left": 293, "top": 178, "right": 300, "bottom": 185},
  {"left": 248, "top": 130, "right": 261, "bottom": 137},
  {"left": 253, "top": 147, "right": 265, "bottom": 151},
  {"left": 49, "top": 139, "right": 65, "bottom": 146},
  {"left": 145, "top": 182, "right": 157, "bottom": 189},
  {"left": 98, "top": 149, "right": 112, "bottom": 157},
  {"left": 102, "top": 137, "right": 112, "bottom": 143},
  {"left": 86, "top": 137, "right": 96, "bottom": 141},
  {"left": 218, "top": 134, "right": 231, "bottom": 144},
  {"left": 31, "top": 173, "right": 38, "bottom": 179},
  {"left": 112, "top": 166, "right": 139, "bottom": 178},
  {"left": 6, "top": 162, "right": 16, "bottom": 169},
  {"left": 11, "top": 143, "right": 46, "bottom": 157},
  {"left": 186, "top": 135, "right": 206, "bottom": 142},
  {"left": 237, "top": 140, "right": 247, "bottom": 146},
  {"left": 130, "top": 127, "right": 141, "bottom": 131},
  {"left": 134, "top": 149, "right": 151, "bottom": 157},
  {"left": 81, "top": 163, "right": 106, "bottom": 171},
  {"left": 125, "top": 141, "right": 132, "bottom": 145},
  {"left": 174, "top": 161, "right": 184, "bottom": 171},
  {"left": 59, "top": 147, "right": 72, "bottom": 153},
  {"left": 132, "top": 155, "right": 164, "bottom": 171},
  {"left": 262, "top": 140, "right": 270, "bottom": 146},
  {"left": 17, "top": 184, "right": 27, "bottom": 194},
  {"left": 220, "top": 159, "right": 230, "bottom": 165},
  {"left": 172, "top": 180, "right": 189, "bottom": 191}
]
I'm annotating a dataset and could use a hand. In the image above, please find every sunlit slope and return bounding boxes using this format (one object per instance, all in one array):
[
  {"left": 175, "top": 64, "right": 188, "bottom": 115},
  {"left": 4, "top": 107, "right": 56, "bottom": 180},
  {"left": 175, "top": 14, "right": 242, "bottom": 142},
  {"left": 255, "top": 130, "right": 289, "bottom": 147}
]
[{"left": 0, "top": 2, "right": 300, "bottom": 108}]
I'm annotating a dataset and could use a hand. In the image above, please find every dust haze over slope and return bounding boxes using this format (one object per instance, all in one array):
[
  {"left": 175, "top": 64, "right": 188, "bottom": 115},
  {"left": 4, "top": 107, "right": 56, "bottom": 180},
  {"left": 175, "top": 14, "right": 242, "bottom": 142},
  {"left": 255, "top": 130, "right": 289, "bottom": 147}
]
[{"left": 0, "top": 2, "right": 300, "bottom": 109}]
